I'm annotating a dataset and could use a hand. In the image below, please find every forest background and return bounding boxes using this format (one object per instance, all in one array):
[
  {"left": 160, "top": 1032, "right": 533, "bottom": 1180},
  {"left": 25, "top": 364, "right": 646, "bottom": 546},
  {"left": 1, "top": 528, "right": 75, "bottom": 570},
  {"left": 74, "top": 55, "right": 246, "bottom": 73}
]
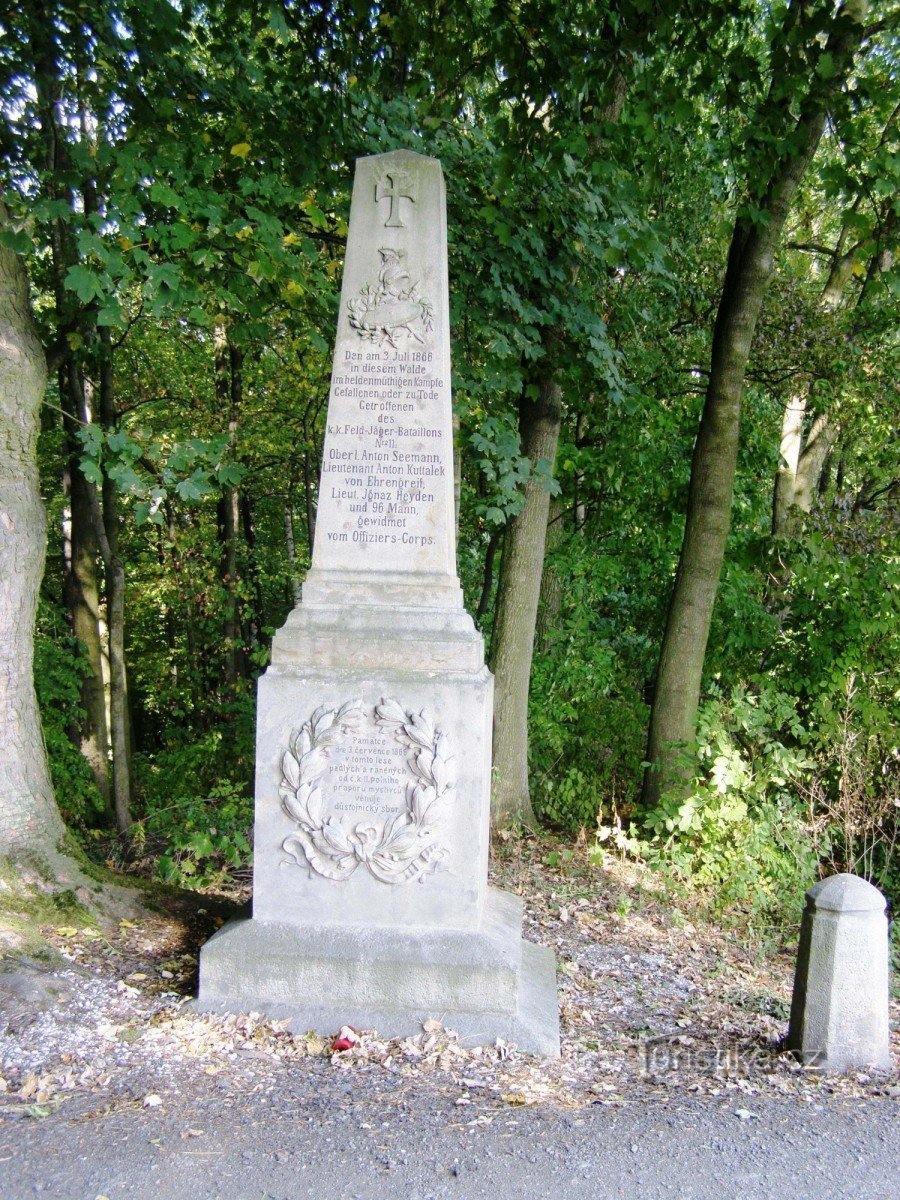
[{"left": 1, "top": 0, "right": 897, "bottom": 941}]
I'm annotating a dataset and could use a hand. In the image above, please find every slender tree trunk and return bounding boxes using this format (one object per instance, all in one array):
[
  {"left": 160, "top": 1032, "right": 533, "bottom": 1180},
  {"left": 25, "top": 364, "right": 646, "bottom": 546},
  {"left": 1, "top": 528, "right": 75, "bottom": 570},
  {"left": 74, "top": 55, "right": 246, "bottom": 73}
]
[
  {"left": 301, "top": 397, "right": 321, "bottom": 557},
  {"left": 535, "top": 496, "right": 564, "bottom": 653},
  {"left": 165, "top": 498, "right": 201, "bottom": 705},
  {"left": 215, "top": 327, "right": 244, "bottom": 686},
  {"left": 65, "top": 445, "right": 113, "bottom": 809},
  {"left": 476, "top": 527, "right": 502, "bottom": 626},
  {"left": 60, "top": 364, "right": 112, "bottom": 813},
  {"left": 155, "top": 523, "right": 178, "bottom": 687},
  {"left": 771, "top": 395, "right": 806, "bottom": 536},
  {"left": 284, "top": 496, "right": 302, "bottom": 606},
  {"left": 67, "top": 332, "right": 133, "bottom": 834},
  {"left": 487, "top": 65, "right": 629, "bottom": 827},
  {"left": 86, "top": 331, "right": 133, "bottom": 833},
  {"left": 490, "top": 378, "right": 563, "bottom": 826},
  {"left": 240, "top": 491, "right": 264, "bottom": 650},
  {"left": 25, "top": 17, "right": 119, "bottom": 819},
  {"left": 0, "top": 205, "right": 66, "bottom": 854},
  {"left": 771, "top": 115, "right": 895, "bottom": 546},
  {"left": 573, "top": 409, "right": 588, "bottom": 531},
  {"left": 642, "top": 1, "right": 868, "bottom": 809}
]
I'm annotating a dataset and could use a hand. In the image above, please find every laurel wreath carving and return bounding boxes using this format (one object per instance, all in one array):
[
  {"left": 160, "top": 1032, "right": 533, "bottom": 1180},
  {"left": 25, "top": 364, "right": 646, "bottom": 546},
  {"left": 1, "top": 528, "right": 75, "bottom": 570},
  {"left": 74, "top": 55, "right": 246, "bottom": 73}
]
[{"left": 278, "top": 698, "right": 454, "bottom": 885}]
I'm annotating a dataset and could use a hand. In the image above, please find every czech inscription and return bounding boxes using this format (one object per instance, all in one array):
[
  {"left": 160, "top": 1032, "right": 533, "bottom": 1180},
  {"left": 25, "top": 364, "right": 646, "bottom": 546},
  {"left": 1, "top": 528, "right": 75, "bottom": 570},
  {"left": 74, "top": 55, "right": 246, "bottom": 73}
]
[{"left": 279, "top": 699, "right": 454, "bottom": 885}]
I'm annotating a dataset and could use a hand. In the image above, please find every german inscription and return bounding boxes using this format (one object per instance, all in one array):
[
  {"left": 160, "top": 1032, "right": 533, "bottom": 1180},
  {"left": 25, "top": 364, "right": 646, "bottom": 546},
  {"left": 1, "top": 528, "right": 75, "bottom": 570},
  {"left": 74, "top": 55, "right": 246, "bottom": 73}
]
[{"left": 322, "top": 342, "right": 446, "bottom": 551}]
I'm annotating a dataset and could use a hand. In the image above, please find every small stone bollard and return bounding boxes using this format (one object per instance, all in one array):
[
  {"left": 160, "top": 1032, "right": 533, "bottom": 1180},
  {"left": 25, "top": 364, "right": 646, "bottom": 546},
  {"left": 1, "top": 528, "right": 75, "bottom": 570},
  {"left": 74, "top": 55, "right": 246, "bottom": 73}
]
[{"left": 788, "top": 873, "right": 891, "bottom": 1072}]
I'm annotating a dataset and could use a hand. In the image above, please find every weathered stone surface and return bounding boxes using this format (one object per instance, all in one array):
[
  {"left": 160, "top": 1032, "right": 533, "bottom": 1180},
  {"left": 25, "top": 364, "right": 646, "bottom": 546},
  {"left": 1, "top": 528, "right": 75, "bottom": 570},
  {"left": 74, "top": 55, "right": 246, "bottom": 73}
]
[
  {"left": 198, "top": 887, "right": 559, "bottom": 1055},
  {"left": 196, "top": 150, "right": 559, "bottom": 1055},
  {"left": 251, "top": 666, "right": 492, "bottom": 929},
  {"left": 308, "top": 149, "right": 456, "bottom": 590},
  {"left": 787, "top": 873, "right": 891, "bottom": 1072}
]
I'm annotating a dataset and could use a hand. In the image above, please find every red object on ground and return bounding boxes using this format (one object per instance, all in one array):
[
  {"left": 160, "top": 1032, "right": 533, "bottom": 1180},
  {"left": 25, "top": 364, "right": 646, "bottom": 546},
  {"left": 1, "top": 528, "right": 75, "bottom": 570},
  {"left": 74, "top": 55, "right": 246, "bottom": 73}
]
[{"left": 331, "top": 1025, "right": 360, "bottom": 1052}]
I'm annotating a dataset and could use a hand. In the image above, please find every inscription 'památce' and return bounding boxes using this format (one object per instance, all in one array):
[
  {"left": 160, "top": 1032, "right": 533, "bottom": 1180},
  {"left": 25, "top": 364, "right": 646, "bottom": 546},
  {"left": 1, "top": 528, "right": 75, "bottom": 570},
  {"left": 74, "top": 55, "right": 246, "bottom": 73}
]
[{"left": 278, "top": 699, "right": 455, "bottom": 885}]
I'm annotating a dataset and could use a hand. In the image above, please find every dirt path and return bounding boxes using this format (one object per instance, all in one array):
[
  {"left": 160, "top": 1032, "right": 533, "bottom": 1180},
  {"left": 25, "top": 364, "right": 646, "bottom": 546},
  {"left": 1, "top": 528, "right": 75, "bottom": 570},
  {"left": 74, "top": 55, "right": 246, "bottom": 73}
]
[{"left": 1, "top": 850, "right": 897, "bottom": 1198}]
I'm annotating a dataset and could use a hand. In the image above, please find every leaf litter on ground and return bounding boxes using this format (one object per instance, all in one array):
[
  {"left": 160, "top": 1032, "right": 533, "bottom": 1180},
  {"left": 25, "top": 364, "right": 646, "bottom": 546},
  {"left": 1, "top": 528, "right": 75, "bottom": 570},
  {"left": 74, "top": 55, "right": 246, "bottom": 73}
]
[{"left": 0, "top": 840, "right": 897, "bottom": 1121}]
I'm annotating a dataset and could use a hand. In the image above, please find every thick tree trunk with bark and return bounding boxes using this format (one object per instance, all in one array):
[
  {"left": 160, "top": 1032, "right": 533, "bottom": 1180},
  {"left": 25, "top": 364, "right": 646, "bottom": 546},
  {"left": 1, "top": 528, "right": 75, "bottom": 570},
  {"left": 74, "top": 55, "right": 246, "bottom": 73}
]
[
  {"left": 642, "top": 1, "right": 868, "bottom": 810},
  {"left": 0, "top": 212, "right": 65, "bottom": 854},
  {"left": 490, "top": 378, "right": 563, "bottom": 826}
]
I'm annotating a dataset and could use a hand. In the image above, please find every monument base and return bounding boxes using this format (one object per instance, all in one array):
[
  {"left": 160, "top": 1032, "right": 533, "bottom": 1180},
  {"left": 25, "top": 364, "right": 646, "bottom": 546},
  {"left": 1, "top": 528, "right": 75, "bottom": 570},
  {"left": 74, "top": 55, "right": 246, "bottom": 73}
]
[{"left": 195, "top": 887, "right": 559, "bottom": 1056}]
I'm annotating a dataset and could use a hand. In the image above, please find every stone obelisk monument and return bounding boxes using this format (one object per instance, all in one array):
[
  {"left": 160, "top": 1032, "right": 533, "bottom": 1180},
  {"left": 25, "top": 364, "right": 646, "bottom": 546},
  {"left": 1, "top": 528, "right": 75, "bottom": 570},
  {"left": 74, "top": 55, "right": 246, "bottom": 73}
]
[{"left": 197, "top": 150, "right": 559, "bottom": 1054}]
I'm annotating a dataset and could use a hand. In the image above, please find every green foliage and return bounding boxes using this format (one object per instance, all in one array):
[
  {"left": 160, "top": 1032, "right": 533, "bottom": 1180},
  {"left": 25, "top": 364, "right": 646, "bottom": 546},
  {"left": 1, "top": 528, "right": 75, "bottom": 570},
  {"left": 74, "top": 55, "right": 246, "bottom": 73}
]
[
  {"left": 3, "top": 1, "right": 895, "bottom": 927},
  {"left": 469, "top": 415, "right": 532, "bottom": 525},
  {"left": 76, "top": 422, "right": 246, "bottom": 524},
  {"left": 133, "top": 724, "right": 255, "bottom": 889},
  {"left": 33, "top": 602, "right": 105, "bottom": 830},
  {"left": 529, "top": 537, "right": 653, "bottom": 831},
  {"left": 628, "top": 515, "right": 899, "bottom": 922},
  {"left": 633, "top": 685, "right": 820, "bottom": 921},
  {"left": 147, "top": 783, "right": 252, "bottom": 890}
]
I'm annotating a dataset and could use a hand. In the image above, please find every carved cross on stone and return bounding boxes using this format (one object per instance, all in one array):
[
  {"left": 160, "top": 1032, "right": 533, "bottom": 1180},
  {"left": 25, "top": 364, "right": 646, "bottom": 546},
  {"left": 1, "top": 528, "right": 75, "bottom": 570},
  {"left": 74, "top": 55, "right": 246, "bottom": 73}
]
[{"left": 375, "top": 171, "right": 416, "bottom": 228}]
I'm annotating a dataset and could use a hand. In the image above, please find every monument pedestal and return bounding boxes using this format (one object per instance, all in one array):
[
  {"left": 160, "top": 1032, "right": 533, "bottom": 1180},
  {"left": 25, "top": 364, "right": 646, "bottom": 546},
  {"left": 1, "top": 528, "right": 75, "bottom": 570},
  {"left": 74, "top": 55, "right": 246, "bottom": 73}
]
[
  {"left": 198, "top": 888, "right": 559, "bottom": 1054},
  {"left": 196, "top": 149, "right": 558, "bottom": 1055},
  {"left": 197, "top": 585, "right": 559, "bottom": 1054}
]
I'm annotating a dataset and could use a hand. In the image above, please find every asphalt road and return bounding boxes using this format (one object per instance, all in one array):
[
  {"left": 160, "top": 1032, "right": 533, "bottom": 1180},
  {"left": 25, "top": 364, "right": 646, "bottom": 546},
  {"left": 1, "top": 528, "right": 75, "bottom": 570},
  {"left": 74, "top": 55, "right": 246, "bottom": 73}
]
[{"left": 3, "top": 1070, "right": 897, "bottom": 1200}]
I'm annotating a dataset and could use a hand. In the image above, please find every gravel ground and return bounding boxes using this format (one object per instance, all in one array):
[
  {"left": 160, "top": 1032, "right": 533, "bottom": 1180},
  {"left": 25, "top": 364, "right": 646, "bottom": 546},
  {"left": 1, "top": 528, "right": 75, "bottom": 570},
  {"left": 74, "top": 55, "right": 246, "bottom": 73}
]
[{"left": 1, "top": 847, "right": 897, "bottom": 1198}]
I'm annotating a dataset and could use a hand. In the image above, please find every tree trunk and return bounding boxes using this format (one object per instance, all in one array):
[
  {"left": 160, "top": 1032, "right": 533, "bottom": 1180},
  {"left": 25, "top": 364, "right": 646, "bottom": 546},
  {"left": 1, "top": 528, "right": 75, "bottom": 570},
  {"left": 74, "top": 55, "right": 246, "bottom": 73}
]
[
  {"left": 641, "top": 1, "right": 868, "bottom": 810},
  {"left": 284, "top": 497, "right": 302, "bottom": 606},
  {"left": 475, "top": 527, "right": 502, "bottom": 627},
  {"left": 240, "top": 491, "right": 264, "bottom": 651},
  {"left": 771, "top": 111, "right": 894, "bottom": 546},
  {"left": 61, "top": 364, "right": 112, "bottom": 813},
  {"left": 535, "top": 496, "right": 564, "bottom": 653},
  {"left": 25, "top": 16, "right": 118, "bottom": 820},
  {"left": 301, "top": 396, "right": 321, "bottom": 557},
  {"left": 489, "top": 378, "right": 563, "bottom": 826},
  {"left": 771, "top": 395, "right": 806, "bottom": 536},
  {"left": 65, "top": 445, "right": 113, "bottom": 810},
  {"left": 573, "top": 409, "right": 588, "bottom": 531},
  {"left": 215, "top": 327, "right": 244, "bottom": 686},
  {"left": 793, "top": 414, "right": 838, "bottom": 514},
  {"left": 487, "top": 62, "right": 629, "bottom": 827},
  {"left": 0, "top": 207, "right": 66, "bottom": 854},
  {"left": 86, "top": 331, "right": 133, "bottom": 833}
]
